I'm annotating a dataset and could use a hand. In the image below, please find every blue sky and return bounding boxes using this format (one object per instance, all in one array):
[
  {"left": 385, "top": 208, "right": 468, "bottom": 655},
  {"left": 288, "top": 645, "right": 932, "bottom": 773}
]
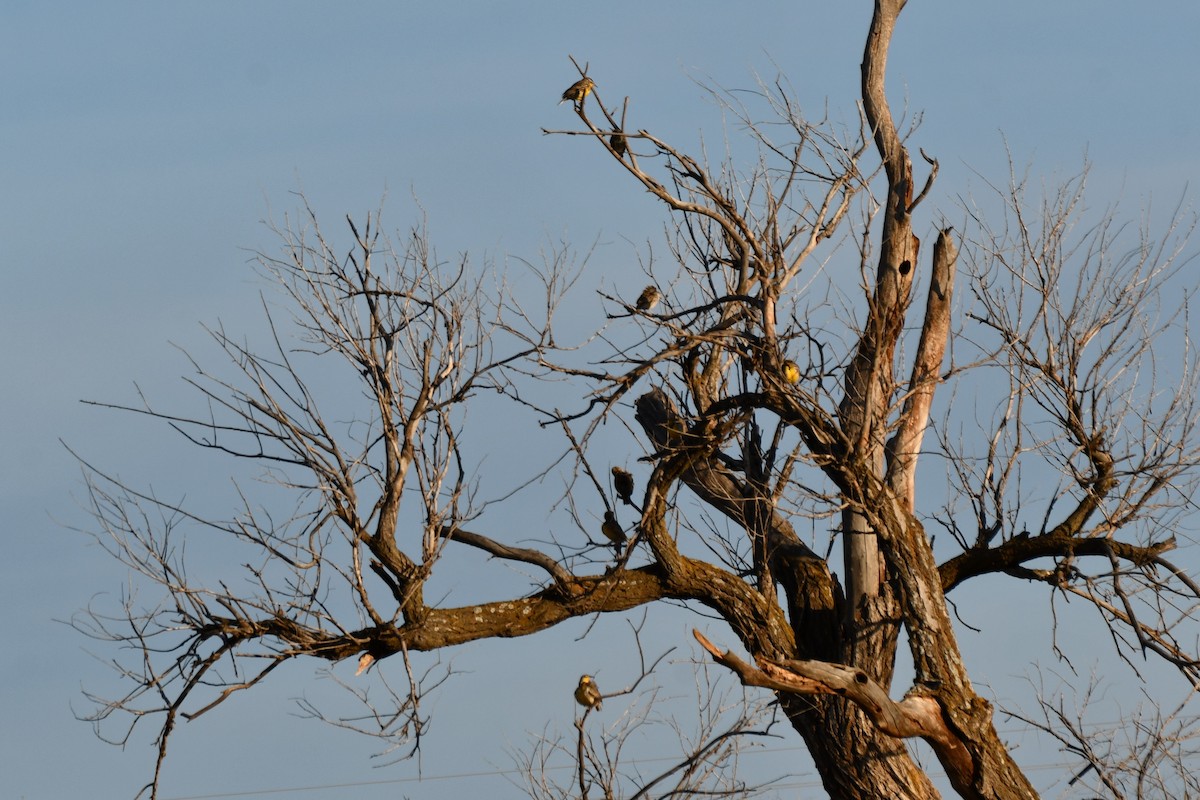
[{"left": 3, "top": 2, "right": 1199, "bottom": 798}]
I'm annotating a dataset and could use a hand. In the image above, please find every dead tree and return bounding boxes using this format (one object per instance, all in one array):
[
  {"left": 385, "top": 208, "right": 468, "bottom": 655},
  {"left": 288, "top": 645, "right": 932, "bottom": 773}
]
[{"left": 75, "top": 2, "right": 1200, "bottom": 798}]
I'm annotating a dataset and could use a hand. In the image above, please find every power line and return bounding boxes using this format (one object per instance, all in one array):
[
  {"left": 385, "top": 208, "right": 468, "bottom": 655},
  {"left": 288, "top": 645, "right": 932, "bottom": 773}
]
[
  {"left": 161, "top": 767, "right": 521, "bottom": 800},
  {"left": 161, "top": 750, "right": 802, "bottom": 799},
  {"left": 161, "top": 748, "right": 1091, "bottom": 800},
  {"left": 156, "top": 709, "right": 1150, "bottom": 798}
]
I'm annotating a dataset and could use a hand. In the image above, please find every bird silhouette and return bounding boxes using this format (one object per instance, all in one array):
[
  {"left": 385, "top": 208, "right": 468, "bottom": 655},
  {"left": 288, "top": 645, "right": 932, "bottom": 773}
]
[
  {"left": 611, "top": 466, "right": 634, "bottom": 506},
  {"left": 601, "top": 510, "right": 627, "bottom": 548},
  {"left": 610, "top": 131, "right": 627, "bottom": 157}
]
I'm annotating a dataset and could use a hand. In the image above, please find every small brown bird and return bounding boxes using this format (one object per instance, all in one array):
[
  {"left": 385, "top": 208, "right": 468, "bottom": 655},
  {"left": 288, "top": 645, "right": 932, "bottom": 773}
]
[
  {"left": 611, "top": 466, "right": 634, "bottom": 506},
  {"left": 575, "top": 674, "right": 603, "bottom": 710},
  {"left": 601, "top": 510, "right": 627, "bottom": 548},
  {"left": 635, "top": 285, "right": 661, "bottom": 312},
  {"left": 609, "top": 131, "right": 627, "bottom": 157},
  {"left": 559, "top": 76, "right": 595, "bottom": 107},
  {"left": 782, "top": 360, "right": 801, "bottom": 384},
  {"left": 355, "top": 652, "right": 375, "bottom": 676}
]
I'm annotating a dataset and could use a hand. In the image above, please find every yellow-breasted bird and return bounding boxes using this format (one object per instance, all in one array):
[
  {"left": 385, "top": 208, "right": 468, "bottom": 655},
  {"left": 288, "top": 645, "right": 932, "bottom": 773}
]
[
  {"left": 782, "top": 360, "right": 801, "bottom": 384},
  {"left": 559, "top": 76, "right": 595, "bottom": 107},
  {"left": 611, "top": 466, "right": 634, "bottom": 506},
  {"left": 575, "top": 674, "right": 603, "bottom": 710},
  {"left": 636, "top": 285, "right": 661, "bottom": 312},
  {"left": 601, "top": 510, "right": 627, "bottom": 548},
  {"left": 610, "top": 131, "right": 627, "bottom": 157}
]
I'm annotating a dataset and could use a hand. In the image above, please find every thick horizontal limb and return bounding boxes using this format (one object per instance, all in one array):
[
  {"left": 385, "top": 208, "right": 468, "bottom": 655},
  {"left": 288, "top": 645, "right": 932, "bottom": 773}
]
[{"left": 939, "top": 532, "right": 1177, "bottom": 593}]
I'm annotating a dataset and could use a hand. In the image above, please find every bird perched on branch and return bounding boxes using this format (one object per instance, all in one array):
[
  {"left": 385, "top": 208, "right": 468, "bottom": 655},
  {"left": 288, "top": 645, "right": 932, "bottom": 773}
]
[
  {"left": 782, "top": 360, "right": 801, "bottom": 384},
  {"left": 635, "top": 285, "right": 661, "bottom": 312},
  {"left": 609, "top": 131, "right": 627, "bottom": 157},
  {"left": 611, "top": 466, "right": 634, "bottom": 506},
  {"left": 559, "top": 76, "right": 594, "bottom": 107},
  {"left": 575, "top": 674, "right": 603, "bottom": 710},
  {"left": 601, "top": 510, "right": 627, "bottom": 548}
]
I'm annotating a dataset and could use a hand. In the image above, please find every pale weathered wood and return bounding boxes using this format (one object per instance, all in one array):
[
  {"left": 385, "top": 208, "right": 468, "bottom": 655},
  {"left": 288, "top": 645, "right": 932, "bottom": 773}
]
[{"left": 887, "top": 227, "right": 958, "bottom": 509}]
